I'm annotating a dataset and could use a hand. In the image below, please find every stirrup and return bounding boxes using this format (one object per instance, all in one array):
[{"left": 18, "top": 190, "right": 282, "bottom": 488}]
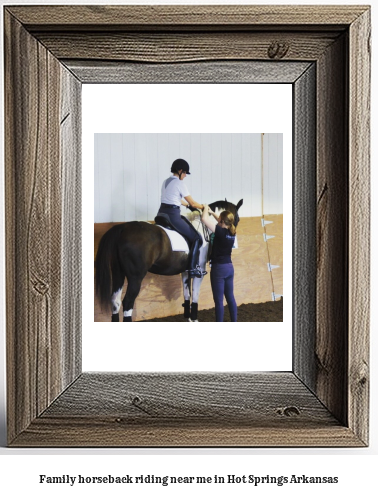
[{"left": 188, "top": 266, "right": 207, "bottom": 278}]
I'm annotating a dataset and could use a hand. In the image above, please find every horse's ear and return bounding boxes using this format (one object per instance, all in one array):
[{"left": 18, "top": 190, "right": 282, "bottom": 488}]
[
  {"left": 225, "top": 198, "right": 227, "bottom": 202},
  {"left": 236, "top": 199, "right": 243, "bottom": 211}
]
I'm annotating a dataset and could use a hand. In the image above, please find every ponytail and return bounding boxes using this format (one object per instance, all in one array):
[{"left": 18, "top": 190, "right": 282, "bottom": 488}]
[
  {"left": 229, "top": 223, "right": 236, "bottom": 236},
  {"left": 220, "top": 211, "right": 236, "bottom": 235}
]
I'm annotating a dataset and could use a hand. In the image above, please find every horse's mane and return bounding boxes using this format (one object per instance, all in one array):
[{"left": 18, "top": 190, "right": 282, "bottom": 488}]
[
  {"left": 185, "top": 200, "right": 240, "bottom": 226},
  {"left": 208, "top": 200, "right": 236, "bottom": 213},
  {"left": 208, "top": 200, "right": 240, "bottom": 226},
  {"left": 185, "top": 210, "right": 201, "bottom": 223}
]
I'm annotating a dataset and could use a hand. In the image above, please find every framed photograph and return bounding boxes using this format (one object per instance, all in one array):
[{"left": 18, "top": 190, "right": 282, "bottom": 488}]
[
  {"left": 91, "top": 129, "right": 286, "bottom": 325},
  {"left": 4, "top": 5, "right": 370, "bottom": 447}
]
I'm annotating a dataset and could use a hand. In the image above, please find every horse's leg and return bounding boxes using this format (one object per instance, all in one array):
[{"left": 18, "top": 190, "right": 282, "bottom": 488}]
[
  {"left": 110, "top": 262, "right": 126, "bottom": 322},
  {"left": 189, "top": 243, "right": 208, "bottom": 322},
  {"left": 111, "top": 287, "right": 123, "bottom": 322},
  {"left": 190, "top": 276, "right": 203, "bottom": 321},
  {"left": 181, "top": 271, "right": 191, "bottom": 319},
  {"left": 122, "top": 277, "right": 144, "bottom": 322}
]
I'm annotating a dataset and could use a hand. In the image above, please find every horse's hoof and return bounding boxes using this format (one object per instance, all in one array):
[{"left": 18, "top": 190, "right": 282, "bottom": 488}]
[{"left": 188, "top": 318, "right": 198, "bottom": 322}]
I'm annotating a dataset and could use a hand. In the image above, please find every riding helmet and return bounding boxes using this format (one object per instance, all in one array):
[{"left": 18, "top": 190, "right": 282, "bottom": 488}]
[{"left": 171, "top": 158, "right": 191, "bottom": 175}]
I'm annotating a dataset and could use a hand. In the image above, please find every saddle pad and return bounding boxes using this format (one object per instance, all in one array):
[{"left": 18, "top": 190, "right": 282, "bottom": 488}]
[{"left": 157, "top": 226, "right": 189, "bottom": 252}]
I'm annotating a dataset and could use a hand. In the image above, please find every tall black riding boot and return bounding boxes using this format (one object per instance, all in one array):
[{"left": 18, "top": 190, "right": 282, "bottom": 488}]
[{"left": 188, "top": 239, "right": 207, "bottom": 278}]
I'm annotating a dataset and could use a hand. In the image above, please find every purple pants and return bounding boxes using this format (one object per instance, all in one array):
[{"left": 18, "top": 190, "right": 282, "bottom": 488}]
[{"left": 210, "top": 263, "right": 237, "bottom": 322}]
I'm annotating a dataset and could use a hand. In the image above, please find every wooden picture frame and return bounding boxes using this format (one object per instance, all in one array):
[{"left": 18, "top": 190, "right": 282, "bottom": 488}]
[{"left": 4, "top": 5, "right": 370, "bottom": 447}]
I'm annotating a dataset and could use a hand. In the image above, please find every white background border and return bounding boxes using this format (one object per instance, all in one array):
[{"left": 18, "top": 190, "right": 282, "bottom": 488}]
[{"left": 83, "top": 84, "right": 292, "bottom": 372}]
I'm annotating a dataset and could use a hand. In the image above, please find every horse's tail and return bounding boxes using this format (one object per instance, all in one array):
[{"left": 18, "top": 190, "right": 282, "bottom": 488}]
[{"left": 95, "top": 224, "right": 125, "bottom": 311}]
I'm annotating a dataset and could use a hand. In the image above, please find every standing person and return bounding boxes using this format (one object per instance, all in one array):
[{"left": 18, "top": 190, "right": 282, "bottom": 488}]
[
  {"left": 156, "top": 158, "right": 207, "bottom": 278},
  {"left": 201, "top": 204, "right": 237, "bottom": 321}
]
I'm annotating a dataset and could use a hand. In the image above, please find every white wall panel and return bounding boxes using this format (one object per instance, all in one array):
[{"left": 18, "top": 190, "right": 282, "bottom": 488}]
[
  {"left": 200, "top": 134, "right": 212, "bottom": 203},
  {"left": 94, "top": 135, "right": 100, "bottom": 223},
  {"left": 122, "top": 133, "right": 136, "bottom": 221},
  {"left": 94, "top": 133, "right": 283, "bottom": 222},
  {"left": 134, "top": 134, "right": 148, "bottom": 221},
  {"left": 220, "top": 133, "right": 232, "bottom": 204},
  {"left": 96, "top": 134, "right": 112, "bottom": 222},
  {"left": 110, "top": 134, "right": 124, "bottom": 222},
  {"left": 210, "top": 133, "right": 222, "bottom": 203},
  {"left": 276, "top": 133, "right": 284, "bottom": 212},
  {"left": 263, "top": 133, "right": 283, "bottom": 216},
  {"left": 231, "top": 133, "right": 243, "bottom": 205},
  {"left": 250, "top": 134, "right": 262, "bottom": 216},
  {"left": 156, "top": 133, "right": 171, "bottom": 207},
  {"left": 189, "top": 134, "right": 202, "bottom": 201},
  {"left": 240, "top": 134, "right": 252, "bottom": 215},
  {"left": 178, "top": 134, "right": 196, "bottom": 199},
  {"left": 147, "top": 134, "right": 160, "bottom": 222}
]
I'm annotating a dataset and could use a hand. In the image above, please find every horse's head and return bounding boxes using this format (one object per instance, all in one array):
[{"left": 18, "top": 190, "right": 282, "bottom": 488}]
[{"left": 208, "top": 199, "right": 243, "bottom": 227}]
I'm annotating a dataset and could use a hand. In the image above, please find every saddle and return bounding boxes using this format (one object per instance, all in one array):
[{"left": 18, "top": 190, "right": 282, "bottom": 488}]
[
  {"left": 154, "top": 213, "right": 176, "bottom": 231},
  {"left": 154, "top": 213, "right": 202, "bottom": 246}
]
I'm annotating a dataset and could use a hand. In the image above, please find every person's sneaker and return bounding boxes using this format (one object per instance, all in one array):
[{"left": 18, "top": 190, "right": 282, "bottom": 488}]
[{"left": 188, "top": 266, "right": 207, "bottom": 278}]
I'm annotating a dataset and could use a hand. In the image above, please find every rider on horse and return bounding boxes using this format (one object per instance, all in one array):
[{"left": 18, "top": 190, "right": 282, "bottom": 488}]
[{"left": 156, "top": 158, "right": 207, "bottom": 279}]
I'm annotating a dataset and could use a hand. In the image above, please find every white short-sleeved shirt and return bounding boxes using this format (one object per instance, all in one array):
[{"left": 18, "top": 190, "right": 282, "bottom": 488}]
[{"left": 161, "top": 175, "right": 190, "bottom": 206}]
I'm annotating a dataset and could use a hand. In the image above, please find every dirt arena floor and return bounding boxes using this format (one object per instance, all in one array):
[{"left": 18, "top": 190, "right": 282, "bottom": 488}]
[{"left": 140, "top": 298, "right": 283, "bottom": 322}]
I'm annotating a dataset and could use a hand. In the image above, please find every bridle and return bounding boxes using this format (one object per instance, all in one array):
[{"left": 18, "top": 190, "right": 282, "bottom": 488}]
[{"left": 190, "top": 204, "right": 238, "bottom": 243}]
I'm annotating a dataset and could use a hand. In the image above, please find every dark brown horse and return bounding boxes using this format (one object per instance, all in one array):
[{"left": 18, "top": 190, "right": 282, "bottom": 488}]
[{"left": 95, "top": 199, "right": 243, "bottom": 321}]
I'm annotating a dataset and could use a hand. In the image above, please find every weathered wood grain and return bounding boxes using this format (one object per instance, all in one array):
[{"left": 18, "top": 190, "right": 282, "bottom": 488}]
[
  {"left": 12, "top": 373, "right": 364, "bottom": 447},
  {"left": 12, "top": 421, "right": 364, "bottom": 448},
  {"left": 316, "top": 34, "right": 348, "bottom": 425},
  {"left": 7, "top": 5, "right": 367, "bottom": 29},
  {"left": 42, "top": 373, "right": 332, "bottom": 420},
  {"left": 38, "top": 32, "right": 339, "bottom": 63},
  {"left": 61, "top": 66, "right": 82, "bottom": 388},
  {"left": 65, "top": 60, "right": 312, "bottom": 84},
  {"left": 348, "top": 8, "right": 370, "bottom": 445},
  {"left": 4, "top": 11, "right": 81, "bottom": 444},
  {"left": 5, "top": 12, "right": 64, "bottom": 442},
  {"left": 293, "top": 64, "right": 316, "bottom": 391}
]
